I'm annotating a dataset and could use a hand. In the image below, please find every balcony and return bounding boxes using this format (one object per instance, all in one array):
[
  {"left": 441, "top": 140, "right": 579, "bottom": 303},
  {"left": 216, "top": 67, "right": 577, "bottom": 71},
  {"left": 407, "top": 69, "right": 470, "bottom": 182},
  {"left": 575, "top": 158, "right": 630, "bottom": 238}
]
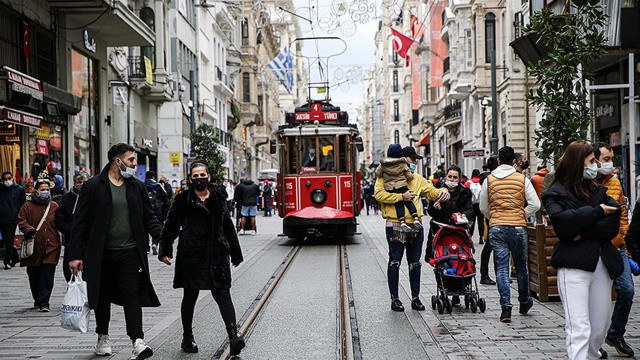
[
  {"left": 241, "top": 102, "right": 261, "bottom": 127},
  {"left": 444, "top": 101, "right": 462, "bottom": 121},
  {"left": 212, "top": 127, "right": 233, "bottom": 149},
  {"left": 214, "top": 66, "right": 234, "bottom": 96},
  {"left": 128, "top": 56, "right": 173, "bottom": 102}
]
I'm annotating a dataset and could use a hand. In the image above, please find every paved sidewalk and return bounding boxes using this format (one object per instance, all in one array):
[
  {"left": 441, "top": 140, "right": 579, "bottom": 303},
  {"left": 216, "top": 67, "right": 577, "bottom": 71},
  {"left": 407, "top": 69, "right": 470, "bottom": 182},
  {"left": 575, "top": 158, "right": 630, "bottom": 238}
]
[
  {"left": 0, "top": 215, "right": 281, "bottom": 360},
  {"left": 359, "top": 213, "right": 640, "bottom": 359}
]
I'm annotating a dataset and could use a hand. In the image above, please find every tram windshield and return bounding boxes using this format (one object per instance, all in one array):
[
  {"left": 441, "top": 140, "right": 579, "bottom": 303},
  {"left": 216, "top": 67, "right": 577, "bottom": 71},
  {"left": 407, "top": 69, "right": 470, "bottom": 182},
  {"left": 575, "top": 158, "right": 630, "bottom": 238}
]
[{"left": 285, "top": 135, "right": 348, "bottom": 174}]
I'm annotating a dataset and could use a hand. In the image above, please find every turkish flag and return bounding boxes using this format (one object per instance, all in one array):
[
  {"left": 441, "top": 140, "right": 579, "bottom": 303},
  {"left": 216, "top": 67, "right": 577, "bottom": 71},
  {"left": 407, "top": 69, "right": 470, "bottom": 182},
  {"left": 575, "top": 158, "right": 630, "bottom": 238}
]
[
  {"left": 410, "top": 13, "right": 419, "bottom": 38},
  {"left": 391, "top": 27, "right": 412, "bottom": 61}
]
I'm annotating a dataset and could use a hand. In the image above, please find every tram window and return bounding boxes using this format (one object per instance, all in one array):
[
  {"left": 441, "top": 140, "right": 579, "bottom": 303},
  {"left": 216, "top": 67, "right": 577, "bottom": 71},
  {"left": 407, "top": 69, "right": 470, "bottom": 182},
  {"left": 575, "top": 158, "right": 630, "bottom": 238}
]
[
  {"left": 338, "top": 135, "right": 348, "bottom": 173},
  {"left": 319, "top": 136, "right": 335, "bottom": 172},
  {"left": 286, "top": 137, "right": 300, "bottom": 174},
  {"left": 301, "top": 137, "right": 318, "bottom": 173}
]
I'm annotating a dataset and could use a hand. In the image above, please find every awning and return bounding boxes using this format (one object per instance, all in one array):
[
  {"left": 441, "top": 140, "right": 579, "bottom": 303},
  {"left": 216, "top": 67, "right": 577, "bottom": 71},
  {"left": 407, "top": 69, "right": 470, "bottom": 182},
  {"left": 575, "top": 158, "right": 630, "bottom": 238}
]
[
  {"left": 416, "top": 132, "right": 430, "bottom": 147},
  {"left": 0, "top": 106, "right": 43, "bottom": 129}
]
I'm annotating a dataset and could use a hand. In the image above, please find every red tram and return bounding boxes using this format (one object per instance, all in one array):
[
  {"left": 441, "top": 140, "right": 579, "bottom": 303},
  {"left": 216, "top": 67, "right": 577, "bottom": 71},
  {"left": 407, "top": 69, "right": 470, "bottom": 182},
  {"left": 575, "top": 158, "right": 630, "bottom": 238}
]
[{"left": 270, "top": 100, "right": 364, "bottom": 239}]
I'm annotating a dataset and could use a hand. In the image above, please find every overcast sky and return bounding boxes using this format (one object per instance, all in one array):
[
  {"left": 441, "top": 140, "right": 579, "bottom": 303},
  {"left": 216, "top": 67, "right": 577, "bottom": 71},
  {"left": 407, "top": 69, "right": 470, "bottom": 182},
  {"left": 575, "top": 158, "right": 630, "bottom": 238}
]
[{"left": 291, "top": 0, "right": 381, "bottom": 117}]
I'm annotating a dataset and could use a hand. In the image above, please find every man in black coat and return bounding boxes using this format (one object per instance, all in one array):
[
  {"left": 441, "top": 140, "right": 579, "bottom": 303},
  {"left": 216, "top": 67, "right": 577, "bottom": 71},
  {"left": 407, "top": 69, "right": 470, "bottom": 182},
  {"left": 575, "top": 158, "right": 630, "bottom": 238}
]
[
  {"left": 69, "top": 143, "right": 162, "bottom": 360},
  {"left": 0, "top": 171, "right": 25, "bottom": 269},
  {"left": 55, "top": 171, "right": 88, "bottom": 282}
]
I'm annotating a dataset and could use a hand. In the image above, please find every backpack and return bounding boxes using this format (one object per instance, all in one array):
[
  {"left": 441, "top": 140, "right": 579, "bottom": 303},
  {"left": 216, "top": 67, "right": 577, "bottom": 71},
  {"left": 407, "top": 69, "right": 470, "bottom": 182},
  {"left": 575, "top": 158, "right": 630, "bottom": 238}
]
[
  {"left": 469, "top": 181, "right": 482, "bottom": 204},
  {"left": 147, "top": 186, "right": 161, "bottom": 215}
]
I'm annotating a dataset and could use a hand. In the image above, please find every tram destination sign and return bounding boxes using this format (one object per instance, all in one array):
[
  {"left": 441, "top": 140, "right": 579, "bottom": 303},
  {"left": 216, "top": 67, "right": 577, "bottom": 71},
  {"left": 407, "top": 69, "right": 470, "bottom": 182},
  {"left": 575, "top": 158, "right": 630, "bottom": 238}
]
[{"left": 295, "top": 102, "right": 338, "bottom": 122}]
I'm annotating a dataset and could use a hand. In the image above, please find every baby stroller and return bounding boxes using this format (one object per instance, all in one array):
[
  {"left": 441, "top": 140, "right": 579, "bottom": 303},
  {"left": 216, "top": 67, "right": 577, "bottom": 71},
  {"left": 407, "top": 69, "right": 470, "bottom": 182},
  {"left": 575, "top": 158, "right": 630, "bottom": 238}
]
[{"left": 428, "top": 222, "right": 486, "bottom": 314}]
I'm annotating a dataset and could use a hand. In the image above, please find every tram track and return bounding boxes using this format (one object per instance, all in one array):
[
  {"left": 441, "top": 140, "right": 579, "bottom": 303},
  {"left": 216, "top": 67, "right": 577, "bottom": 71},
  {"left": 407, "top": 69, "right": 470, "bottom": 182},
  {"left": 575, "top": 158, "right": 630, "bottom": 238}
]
[{"left": 214, "top": 240, "right": 361, "bottom": 360}]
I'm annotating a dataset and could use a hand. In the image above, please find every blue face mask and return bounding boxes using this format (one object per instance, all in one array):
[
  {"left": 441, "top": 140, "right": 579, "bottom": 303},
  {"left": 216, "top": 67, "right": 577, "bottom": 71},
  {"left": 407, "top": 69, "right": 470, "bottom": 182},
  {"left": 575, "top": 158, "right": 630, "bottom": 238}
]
[
  {"left": 583, "top": 163, "right": 598, "bottom": 180},
  {"left": 409, "top": 163, "right": 417, "bottom": 173}
]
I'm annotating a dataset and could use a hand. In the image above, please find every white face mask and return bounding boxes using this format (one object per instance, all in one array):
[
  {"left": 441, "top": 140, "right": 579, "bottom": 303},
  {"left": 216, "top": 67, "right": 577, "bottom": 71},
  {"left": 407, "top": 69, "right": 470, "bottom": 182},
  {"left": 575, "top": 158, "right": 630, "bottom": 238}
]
[
  {"left": 598, "top": 161, "right": 614, "bottom": 175},
  {"left": 3, "top": 180, "right": 12, "bottom": 187},
  {"left": 117, "top": 158, "right": 136, "bottom": 178},
  {"left": 445, "top": 180, "right": 459, "bottom": 189}
]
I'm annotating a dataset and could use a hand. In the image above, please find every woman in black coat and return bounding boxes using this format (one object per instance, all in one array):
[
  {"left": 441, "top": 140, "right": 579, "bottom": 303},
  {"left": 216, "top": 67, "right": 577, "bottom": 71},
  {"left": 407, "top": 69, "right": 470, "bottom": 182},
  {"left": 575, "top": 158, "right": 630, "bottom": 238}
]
[
  {"left": 626, "top": 198, "right": 640, "bottom": 260},
  {"left": 542, "top": 141, "right": 622, "bottom": 360},
  {"left": 425, "top": 165, "right": 474, "bottom": 259},
  {"left": 159, "top": 163, "right": 244, "bottom": 356}
]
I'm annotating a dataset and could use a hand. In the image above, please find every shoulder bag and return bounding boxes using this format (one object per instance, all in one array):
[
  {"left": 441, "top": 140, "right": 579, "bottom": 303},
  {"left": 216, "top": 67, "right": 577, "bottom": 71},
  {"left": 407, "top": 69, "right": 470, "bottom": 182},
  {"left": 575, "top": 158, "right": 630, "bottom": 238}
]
[{"left": 20, "top": 202, "right": 51, "bottom": 259}]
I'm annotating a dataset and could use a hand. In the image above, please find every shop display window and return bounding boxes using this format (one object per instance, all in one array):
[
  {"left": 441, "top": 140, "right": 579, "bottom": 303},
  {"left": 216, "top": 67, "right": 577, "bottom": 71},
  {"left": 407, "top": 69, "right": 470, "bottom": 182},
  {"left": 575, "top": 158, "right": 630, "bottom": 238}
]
[{"left": 28, "top": 124, "right": 64, "bottom": 183}]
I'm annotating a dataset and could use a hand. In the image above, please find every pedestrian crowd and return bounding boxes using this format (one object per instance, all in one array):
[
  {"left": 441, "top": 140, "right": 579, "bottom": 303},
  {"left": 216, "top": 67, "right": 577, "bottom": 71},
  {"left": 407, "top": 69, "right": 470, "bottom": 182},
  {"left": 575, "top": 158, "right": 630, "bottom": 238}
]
[
  {"left": 1, "top": 138, "right": 639, "bottom": 360},
  {"left": 371, "top": 141, "right": 639, "bottom": 360},
  {"left": 0, "top": 143, "right": 268, "bottom": 359}
]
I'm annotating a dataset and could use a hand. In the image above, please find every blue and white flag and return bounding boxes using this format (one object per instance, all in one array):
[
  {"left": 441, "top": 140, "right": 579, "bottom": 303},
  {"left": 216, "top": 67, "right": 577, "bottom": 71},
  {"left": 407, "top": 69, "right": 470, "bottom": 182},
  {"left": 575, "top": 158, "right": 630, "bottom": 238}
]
[{"left": 268, "top": 47, "right": 293, "bottom": 93}]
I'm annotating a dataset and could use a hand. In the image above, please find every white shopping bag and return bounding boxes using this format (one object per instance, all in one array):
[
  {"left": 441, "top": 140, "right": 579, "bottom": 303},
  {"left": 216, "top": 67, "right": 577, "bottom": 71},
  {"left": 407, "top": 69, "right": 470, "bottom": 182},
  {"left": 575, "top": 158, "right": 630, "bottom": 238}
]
[{"left": 61, "top": 271, "right": 90, "bottom": 333}]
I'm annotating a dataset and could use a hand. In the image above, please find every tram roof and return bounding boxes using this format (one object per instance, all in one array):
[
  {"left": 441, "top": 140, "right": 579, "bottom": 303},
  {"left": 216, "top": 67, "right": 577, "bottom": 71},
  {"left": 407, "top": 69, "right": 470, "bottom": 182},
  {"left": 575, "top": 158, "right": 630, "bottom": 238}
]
[{"left": 276, "top": 125, "right": 359, "bottom": 137}]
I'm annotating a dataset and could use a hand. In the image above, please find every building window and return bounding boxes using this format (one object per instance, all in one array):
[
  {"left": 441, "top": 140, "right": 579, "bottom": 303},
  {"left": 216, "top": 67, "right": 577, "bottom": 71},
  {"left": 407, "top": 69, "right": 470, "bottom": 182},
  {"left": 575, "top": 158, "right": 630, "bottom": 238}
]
[
  {"left": 394, "top": 130, "right": 400, "bottom": 144},
  {"left": 242, "top": 72, "right": 250, "bottom": 102},
  {"left": 465, "top": 29, "right": 472, "bottom": 68},
  {"left": 140, "top": 7, "right": 155, "bottom": 68},
  {"left": 393, "top": 100, "right": 399, "bottom": 122},
  {"left": 485, "top": 13, "right": 496, "bottom": 63},
  {"left": 393, "top": 70, "right": 398, "bottom": 92},
  {"left": 71, "top": 49, "right": 99, "bottom": 176},
  {"left": 241, "top": 18, "right": 249, "bottom": 46}
]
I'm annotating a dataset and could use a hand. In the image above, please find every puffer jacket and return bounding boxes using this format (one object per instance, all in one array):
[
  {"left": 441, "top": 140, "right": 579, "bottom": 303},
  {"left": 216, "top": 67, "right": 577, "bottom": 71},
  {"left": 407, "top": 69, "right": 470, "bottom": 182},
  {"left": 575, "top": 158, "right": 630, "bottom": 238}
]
[
  {"left": 374, "top": 172, "right": 444, "bottom": 223},
  {"left": 531, "top": 168, "right": 549, "bottom": 199},
  {"left": 543, "top": 183, "right": 623, "bottom": 278},
  {"left": 159, "top": 184, "right": 243, "bottom": 290},
  {"left": 375, "top": 157, "right": 414, "bottom": 190},
  {"left": 598, "top": 173, "right": 629, "bottom": 249}
]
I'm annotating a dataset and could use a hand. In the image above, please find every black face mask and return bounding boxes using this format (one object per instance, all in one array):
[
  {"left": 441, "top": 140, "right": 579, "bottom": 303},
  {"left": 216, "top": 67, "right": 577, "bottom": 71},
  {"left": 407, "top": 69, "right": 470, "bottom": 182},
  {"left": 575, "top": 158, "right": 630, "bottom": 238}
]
[
  {"left": 521, "top": 161, "right": 530, "bottom": 170},
  {"left": 191, "top": 177, "right": 209, "bottom": 191}
]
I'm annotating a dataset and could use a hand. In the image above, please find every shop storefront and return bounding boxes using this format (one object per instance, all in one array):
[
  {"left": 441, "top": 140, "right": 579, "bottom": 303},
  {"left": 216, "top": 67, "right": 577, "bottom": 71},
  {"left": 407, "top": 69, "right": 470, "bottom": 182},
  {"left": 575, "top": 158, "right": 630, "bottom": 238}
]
[
  {"left": 0, "top": 65, "right": 81, "bottom": 188},
  {"left": 133, "top": 120, "right": 158, "bottom": 180}
]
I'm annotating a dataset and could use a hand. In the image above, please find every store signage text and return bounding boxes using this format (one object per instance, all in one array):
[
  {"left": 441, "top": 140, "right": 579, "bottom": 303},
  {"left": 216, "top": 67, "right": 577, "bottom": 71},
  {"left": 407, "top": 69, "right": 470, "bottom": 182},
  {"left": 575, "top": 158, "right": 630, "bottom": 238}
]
[
  {"left": 0, "top": 106, "right": 43, "bottom": 129},
  {"left": 462, "top": 148, "right": 487, "bottom": 158},
  {"left": 3, "top": 66, "right": 43, "bottom": 101}
]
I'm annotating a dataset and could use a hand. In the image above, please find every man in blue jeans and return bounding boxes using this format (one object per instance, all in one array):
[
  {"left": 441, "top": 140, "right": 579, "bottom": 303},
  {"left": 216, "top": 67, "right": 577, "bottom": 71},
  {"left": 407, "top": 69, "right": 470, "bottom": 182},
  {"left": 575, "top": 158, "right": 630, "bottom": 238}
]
[
  {"left": 593, "top": 142, "right": 634, "bottom": 357},
  {"left": 479, "top": 146, "right": 540, "bottom": 322},
  {"left": 375, "top": 146, "right": 449, "bottom": 311}
]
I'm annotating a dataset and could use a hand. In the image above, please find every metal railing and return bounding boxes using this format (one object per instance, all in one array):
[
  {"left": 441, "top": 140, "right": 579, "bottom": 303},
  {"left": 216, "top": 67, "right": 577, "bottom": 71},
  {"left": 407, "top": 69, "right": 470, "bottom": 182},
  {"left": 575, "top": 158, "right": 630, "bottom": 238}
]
[
  {"left": 444, "top": 101, "right": 461, "bottom": 120},
  {"left": 128, "top": 56, "right": 145, "bottom": 78},
  {"left": 216, "top": 66, "right": 228, "bottom": 86}
]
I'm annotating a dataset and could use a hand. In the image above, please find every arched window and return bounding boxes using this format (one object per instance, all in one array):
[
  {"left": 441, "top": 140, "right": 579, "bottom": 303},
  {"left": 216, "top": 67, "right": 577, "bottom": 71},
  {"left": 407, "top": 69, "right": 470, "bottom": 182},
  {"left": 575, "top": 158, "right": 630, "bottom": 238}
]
[
  {"left": 485, "top": 13, "right": 496, "bottom": 63},
  {"left": 394, "top": 130, "right": 400, "bottom": 144}
]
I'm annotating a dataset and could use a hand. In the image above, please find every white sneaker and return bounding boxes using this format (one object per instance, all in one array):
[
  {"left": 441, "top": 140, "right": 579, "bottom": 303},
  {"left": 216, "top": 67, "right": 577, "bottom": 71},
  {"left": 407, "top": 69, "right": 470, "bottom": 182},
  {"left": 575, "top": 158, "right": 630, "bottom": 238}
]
[
  {"left": 239, "top": 229, "right": 245, "bottom": 235},
  {"left": 131, "top": 339, "right": 153, "bottom": 360},
  {"left": 94, "top": 334, "right": 112, "bottom": 356},
  {"left": 252, "top": 230, "right": 257, "bottom": 236},
  {"left": 152, "top": 244, "right": 157, "bottom": 255}
]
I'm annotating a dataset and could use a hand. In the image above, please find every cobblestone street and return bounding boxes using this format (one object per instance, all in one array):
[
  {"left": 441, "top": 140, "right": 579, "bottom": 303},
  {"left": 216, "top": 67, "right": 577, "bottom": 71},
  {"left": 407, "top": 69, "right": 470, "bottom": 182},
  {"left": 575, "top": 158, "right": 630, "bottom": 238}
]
[{"left": 1, "top": 214, "right": 639, "bottom": 359}]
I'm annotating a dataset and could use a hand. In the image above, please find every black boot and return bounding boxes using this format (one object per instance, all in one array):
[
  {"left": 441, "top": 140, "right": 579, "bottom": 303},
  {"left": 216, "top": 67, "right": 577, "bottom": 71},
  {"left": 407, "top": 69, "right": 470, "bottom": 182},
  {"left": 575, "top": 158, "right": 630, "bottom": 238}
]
[
  {"left": 226, "top": 323, "right": 245, "bottom": 356},
  {"left": 181, "top": 333, "right": 198, "bottom": 353}
]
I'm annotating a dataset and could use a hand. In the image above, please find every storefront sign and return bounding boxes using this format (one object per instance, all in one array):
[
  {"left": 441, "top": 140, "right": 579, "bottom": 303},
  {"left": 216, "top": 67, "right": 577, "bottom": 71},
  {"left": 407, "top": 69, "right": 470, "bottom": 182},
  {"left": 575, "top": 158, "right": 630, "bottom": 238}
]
[
  {"left": 169, "top": 152, "right": 181, "bottom": 164},
  {"left": 0, "top": 106, "right": 43, "bottom": 129},
  {"left": 133, "top": 121, "right": 158, "bottom": 152},
  {"left": 37, "top": 139, "right": 49, "bottom": 155},
  {"left": 3, "top": 66, "right": 43, "bottom": 101},
  {"left": 83, "top": 30, "right": 96, "bottom": 53},
  {"left": 462, "top": 148, "right": 488, "bottom": 158},
  {"left": 594, "top": 90, "right": 620, "bottom": 131}
]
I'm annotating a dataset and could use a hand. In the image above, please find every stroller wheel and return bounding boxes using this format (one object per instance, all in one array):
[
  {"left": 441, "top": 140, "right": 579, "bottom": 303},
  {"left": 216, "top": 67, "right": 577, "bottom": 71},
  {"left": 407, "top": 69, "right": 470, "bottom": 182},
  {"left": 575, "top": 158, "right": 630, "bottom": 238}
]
[
  {"left": 470, "top": 297, "right": 478, "bottom": 313},
  {"left": 436, "top": 299, "right": 444, "bottom": 314},
  {"left": 445, "top": 298, "right": 453, "bottom": 314},
  {"left": 478, "top": 298, "right": 486, "bottom": 313},
  {"left": 431, "top": 295, "right": 438, "bottom": 310},
  {"left": 464, "top": 295, "right": 470, "bottom": 309}
]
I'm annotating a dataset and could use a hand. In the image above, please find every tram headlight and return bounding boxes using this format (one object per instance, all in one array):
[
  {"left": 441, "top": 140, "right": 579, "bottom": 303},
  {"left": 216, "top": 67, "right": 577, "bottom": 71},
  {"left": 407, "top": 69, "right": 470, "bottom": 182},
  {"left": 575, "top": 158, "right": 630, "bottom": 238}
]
[{"left": 310, "top": 189, "right": 327, "bottom": 205}]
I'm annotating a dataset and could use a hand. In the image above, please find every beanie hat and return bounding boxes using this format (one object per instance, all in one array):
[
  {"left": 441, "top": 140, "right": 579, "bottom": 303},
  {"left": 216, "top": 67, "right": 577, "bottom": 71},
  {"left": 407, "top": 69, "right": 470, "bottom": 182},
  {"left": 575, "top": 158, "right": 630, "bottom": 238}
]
[{"left": 387, "top": 144, "right": 403, "bottom": 158}]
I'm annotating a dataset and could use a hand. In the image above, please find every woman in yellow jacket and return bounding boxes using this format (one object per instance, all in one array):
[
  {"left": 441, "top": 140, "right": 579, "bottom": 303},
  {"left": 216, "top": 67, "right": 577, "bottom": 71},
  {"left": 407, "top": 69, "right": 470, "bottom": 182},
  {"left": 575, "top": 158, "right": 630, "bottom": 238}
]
[{"left": 374, "top": 146, "right": 448, "bottom": 312}]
